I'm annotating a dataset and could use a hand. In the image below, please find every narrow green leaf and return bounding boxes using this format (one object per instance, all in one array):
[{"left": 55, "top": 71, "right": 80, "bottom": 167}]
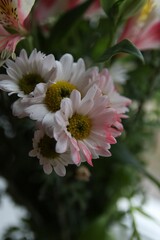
[
  {"left": 100, "top": 0, "right": 125, "bottom": 16},
  {"left": 119, "top": 0, "right": 146, "bottom": 19},
  {"left": 100, "top": 0, "right": 116, "bottom": 13},
  {"left": 99, "top": 39, "right": 144, "bottom": 63}
]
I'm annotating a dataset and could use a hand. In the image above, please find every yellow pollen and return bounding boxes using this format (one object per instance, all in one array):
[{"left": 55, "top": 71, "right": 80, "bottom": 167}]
[
  {"left": 18, "top": 73, "right": 44, "bottom": 95},
  {"left": 44, "top": 81, "right": 77, "bottom": 112},
  {"left": 138, "top": 0, "right": 154, "bottom": 22},
  {"left": 67, "top": 113, "right": 92, "bottom": 140},
  {"left": 38, "top": 135, "right": 59, "bottom": 159},
  {"left": 0, "top": 0, "right": 18, "bottom": 27}
]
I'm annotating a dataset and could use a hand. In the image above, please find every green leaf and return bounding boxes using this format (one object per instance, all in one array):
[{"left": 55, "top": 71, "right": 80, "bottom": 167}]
[
  {"left": 100, "top": 0, "right": 115, "bottom": 13},
  {"left": 101, "top": 0, "right": 146, "bottom": 21},
  {"left": 100, "top": 0, "right": 124, "bottom": 16},
  {"left": 99, "top": 39, "right": 144, "bottom": 62},
  {"left": 119, "top": 0, "right": 146, "bottom": 19}
]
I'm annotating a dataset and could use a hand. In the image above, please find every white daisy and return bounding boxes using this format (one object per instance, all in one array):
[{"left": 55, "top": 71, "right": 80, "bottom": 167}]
[
  {"left": 25, "top": 53, "right": 90, "bottom": 128},
  {"left": 0, "top": 49, "right": 56, "bottom": 97},
  {"left": 53, "top": 86, "right": 117, "bottom": 166},
  {"left": 0, "top": 48, "right": 56, "bottom": 117},
  {"left": 29, "top": 128, "right": 73, "bottom": 177}
]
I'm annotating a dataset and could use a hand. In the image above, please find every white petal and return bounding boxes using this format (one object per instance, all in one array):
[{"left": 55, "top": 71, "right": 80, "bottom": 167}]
[
  {"left": 43, "top": 163, "right": 52, "bottom": 174},
  {"left": 43, "top": 54, "right": 56, "bottom": 70},
  {"left": 60, "top": 98, "right": 73, "bottom": 118},
  {"left": 78, "top": 99, "right": 93, "bottom": 115},
  {"left": 54, "top": 163, "right": 66, "bottom": 177},
  {"left": 0, "top": 80, "right": 19, "bottom": 93},
  {"left": 70, "top": 90, "right": 81, "bottom": 112},
  {"left": 60, "top": 54, "right": 73, "bottom": 80},
  {"left": 29, "top": 149, "right": 37, "bottom": 157},
  {"left": 42, "top": 112, "right": 55, "bottom": 136},
  {"left": 55, "top": 61, "right": 63, "bottom": 80},
  {"left": 56, "top": 132, "right": 68, "bottom": 153},
  {"left": 54, "top": 111, "right": 66, "bottom": 127},
  {"left": 70, "top": 144, "right": 81, "bottom": 165},
  {"left": 70, "top": 58, "right": 85, "bottom": 84},
  {"left": 25, "top": 104, "right": 48, "bottom": 121},
  {"left": 18, "top": 0, "right": 36, "bottom": 22},
  {"left": 12, "top": 99, "right": 28, "bottom": 118}
]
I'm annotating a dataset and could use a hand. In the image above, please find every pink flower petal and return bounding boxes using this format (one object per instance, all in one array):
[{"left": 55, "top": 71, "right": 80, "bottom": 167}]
[
  {"left": 18, "top": 0, "right": 36, "bottom": 26},
  {"left": 0, "top": 25, "right": 23, "bottom": 63},
  {"left": 78, "top": 141, "right": 93, "bottom": 166},
  {"left": 70, "top": 144, "right": 81, "bottom": 165},
  {"left": 135, "top": 21, "right": 160, "bottom": 50}
]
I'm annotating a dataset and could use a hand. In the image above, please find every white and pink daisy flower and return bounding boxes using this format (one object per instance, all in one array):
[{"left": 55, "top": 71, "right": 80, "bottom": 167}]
[
  {"left": 53, "top": 87, "right": 117, "bottom": 166},
  {"left": 89, "top": 68, "right": 131, "bottom": 115},
  {"left": 80, "top": 67, "right": 132, "bottom": 136},
  {"left": 0, "top": 48, "right": 56, "bottom": 117},
  {"left": 29, "top": 128, "right": 73, "bottom": 176},
  {"left": 0, "top": 0, "right": 36, "bottom": 63}
]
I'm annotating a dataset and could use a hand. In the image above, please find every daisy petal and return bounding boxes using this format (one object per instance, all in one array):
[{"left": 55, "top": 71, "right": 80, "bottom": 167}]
[
  {"left": 78, "top": 141, "right": 93, "bottom": 166},
  {"left": 56, "top": 132, "right": 68, "bottom": 153}
]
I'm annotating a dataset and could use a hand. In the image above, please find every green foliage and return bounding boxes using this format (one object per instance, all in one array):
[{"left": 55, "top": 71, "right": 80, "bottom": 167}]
[
  {"left": 101, "top": 0, "right": 146, "bottom": 23},
  {"left": 119, "top": 0, "right": 146, "bottom": 19},
  {"left": 99, "top": 39, "right": 144, "bottom": 62}
]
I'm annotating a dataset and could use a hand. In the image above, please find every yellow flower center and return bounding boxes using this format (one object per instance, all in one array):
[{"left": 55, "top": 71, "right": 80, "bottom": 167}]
[
  {"left": 18, "top": 73, "right": 44, "bottom": 94},
  {"left": 38, "top": 135, "right": 59, "bottom": 159},
  {"left": 67, "top": 113, "right": 92, "bottom": 140},
  {"left": 44, "top": 81, "right": 76, "bottom": 112},
  {"left": 138, "top": 0, "right": 154, "bottom": 22}
]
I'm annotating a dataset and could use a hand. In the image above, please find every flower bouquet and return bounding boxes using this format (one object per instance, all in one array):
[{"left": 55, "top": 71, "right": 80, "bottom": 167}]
[{"left": 0, "top": 0, "right": 160, "bottom": 239}]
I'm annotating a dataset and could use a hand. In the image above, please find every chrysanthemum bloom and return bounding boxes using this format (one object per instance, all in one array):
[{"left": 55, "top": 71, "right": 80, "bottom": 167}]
[
  {"left": 29, "top": 128, "right": 73, "bottom": 176},
  {"left": 53, "top": 88, "right": 117, "bottom": 166},
  {"left": 0, "top": 49, "right": 56, "bottom": 117},
  {"left": 25, "top": 53, "right": 131, "bottom": 135},
  {"left": 81, "top": 68, "right": 131, "bottom": 136},
  {"left": 118, "top": 0, "right": 160, "bottom": 50},
  {"left": 0, "top": 0, "right": 35, "bottom": 63},
  {"left": 25, "top": 53, "right": 89, "bottom": 128}
]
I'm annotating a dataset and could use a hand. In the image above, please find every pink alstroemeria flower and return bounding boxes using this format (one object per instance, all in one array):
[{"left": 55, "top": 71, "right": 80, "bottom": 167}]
[
  {"left": 0, "top": 0, "right": 35, "bottom": 63},
  {"left": 118, "top": 0, "right": 160, "bottom": 50},
  {"left": 34, "top": 0, "right": 101, "bottom": 25}
]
